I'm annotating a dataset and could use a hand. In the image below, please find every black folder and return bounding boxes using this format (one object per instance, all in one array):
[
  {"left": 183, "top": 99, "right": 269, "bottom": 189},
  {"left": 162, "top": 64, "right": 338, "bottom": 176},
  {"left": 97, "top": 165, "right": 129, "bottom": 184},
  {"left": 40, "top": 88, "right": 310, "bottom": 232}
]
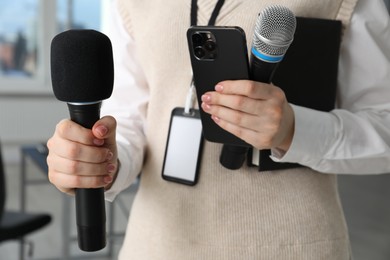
[{"left": 253, "top": 17, "right": 343, "bottom": 171}]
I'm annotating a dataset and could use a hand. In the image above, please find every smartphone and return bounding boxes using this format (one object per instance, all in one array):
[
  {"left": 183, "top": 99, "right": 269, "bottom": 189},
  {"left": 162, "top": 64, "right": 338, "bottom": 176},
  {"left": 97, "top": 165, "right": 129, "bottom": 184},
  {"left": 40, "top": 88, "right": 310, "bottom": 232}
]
[
  {"left": 187, "top": 26, "right": 250, "bottom": 146},
  {"left": 162, "top": 108, "right": 204, "bottom": 186}
]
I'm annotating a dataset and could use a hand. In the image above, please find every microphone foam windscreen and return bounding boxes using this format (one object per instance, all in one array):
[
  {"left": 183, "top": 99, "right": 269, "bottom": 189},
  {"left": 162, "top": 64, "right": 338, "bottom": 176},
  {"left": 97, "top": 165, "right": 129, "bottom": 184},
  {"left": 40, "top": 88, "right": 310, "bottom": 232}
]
[{"left": 51, "top": 30, "right": 114, "bottom": 102}]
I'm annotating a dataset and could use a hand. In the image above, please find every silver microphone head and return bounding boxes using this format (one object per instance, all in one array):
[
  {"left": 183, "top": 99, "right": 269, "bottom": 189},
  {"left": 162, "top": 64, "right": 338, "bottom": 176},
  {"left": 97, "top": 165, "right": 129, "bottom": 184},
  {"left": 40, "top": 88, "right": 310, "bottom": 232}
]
[{"left": 252, "top": 5, "right": 296, "bottom": 62}]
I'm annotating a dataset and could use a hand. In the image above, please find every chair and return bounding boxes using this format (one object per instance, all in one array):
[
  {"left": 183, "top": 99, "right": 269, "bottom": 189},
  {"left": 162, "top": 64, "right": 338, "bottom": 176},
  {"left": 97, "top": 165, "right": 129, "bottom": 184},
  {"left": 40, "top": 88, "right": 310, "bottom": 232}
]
[{"left": 0, "top": 140, "right": 52, "bottom": 259}]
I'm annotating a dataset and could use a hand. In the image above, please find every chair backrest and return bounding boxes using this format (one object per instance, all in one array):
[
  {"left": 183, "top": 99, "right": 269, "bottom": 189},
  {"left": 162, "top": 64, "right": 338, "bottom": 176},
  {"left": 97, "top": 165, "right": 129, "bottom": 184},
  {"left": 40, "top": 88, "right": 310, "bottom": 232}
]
[{"left": 0, "top": 140, "right": 5, "bottom": 220}]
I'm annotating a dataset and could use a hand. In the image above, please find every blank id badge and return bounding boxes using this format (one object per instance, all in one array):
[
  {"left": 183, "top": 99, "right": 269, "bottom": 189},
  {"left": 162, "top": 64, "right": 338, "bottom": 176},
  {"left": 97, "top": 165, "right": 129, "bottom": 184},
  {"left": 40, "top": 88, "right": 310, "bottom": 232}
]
[{"left": 162, "top": 107, "right": 204, "bottom": 186}]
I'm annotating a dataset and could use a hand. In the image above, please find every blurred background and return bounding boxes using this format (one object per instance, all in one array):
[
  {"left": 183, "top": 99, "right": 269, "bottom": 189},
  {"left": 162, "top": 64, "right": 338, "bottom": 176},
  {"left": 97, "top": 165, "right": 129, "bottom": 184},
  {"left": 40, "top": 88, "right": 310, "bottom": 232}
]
[{"left": 0, "top": 0, "right": 389, "bottom": 259}]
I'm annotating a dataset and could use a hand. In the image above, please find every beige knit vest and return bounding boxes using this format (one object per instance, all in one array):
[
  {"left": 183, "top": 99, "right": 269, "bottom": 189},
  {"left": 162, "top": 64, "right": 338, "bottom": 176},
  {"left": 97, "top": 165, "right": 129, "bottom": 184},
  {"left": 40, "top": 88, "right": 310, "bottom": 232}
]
[{"left": 117, "top": 0, "right": 357, "bottom": 259}]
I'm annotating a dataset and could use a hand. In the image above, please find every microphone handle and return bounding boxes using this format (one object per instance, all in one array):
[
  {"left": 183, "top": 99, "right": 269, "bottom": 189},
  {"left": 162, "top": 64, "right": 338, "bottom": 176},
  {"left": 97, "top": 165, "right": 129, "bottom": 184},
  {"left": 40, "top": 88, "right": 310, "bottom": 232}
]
[
  {"left": 250, "top": 54, "right": 279, "bottom": 83},
  {"left": 67, "top": 102, "right": 107, "bottom": 252},
  {"left": 219, "top": 54, "right": 279, "bottom": 170}
]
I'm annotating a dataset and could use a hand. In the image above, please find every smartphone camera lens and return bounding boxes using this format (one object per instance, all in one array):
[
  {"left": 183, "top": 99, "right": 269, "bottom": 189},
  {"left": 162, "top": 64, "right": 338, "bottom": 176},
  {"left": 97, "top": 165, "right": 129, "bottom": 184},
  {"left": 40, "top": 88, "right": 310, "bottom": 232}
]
[
  {"left": 204, "top": 40, "right": 216, "bottom": 51},
  {"left": 194, "top": 46, "right": 205, "bottom": 59},
  {"left": 192, "top": 33, "right": 204, "bottom": 46}
]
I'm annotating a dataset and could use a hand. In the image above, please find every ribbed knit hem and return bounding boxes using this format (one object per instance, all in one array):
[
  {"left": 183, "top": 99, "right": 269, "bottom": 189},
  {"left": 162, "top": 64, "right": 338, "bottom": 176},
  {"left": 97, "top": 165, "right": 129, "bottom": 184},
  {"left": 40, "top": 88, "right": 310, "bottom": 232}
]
[{"left": 119, "top": 236, "right": 351, "bottom": 260}]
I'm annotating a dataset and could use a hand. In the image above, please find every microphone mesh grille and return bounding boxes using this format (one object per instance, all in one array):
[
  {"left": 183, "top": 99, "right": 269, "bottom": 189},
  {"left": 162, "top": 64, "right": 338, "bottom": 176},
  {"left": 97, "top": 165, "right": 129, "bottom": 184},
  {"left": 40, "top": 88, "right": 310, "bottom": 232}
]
[{"left": 253, "top": 5, "right": 296, "bottom": 57}]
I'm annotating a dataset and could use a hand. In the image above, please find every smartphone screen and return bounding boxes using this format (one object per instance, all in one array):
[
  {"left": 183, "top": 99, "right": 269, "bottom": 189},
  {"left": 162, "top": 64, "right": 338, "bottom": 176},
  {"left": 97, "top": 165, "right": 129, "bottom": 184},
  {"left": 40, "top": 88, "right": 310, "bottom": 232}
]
[{"left": 162, "top": 108, "right": 203, "bottom": 185}]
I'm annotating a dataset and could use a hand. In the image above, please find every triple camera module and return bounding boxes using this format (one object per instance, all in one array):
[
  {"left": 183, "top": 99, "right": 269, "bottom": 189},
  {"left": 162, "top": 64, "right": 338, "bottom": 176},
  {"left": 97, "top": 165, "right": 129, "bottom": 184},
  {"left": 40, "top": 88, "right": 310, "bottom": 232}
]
[{"left": 191, "top": 31, "right": 217, "bottom": 60}]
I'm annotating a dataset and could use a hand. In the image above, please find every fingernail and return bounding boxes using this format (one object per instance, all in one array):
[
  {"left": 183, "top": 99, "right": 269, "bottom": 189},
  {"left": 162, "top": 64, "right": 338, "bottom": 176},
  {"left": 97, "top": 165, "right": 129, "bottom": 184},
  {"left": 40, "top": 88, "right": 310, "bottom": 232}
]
[
  {"left": 212, "top": 115, "right": 220, "bottom": 122},
  {"left": 106, "top": 151, "right": 113, "bottom": 161},
  {"left": 104, "top": 175, "right": 113, "bottom": 184},
  {"left": 96, "top": 125, "right": 108, "bottom": 137},
  {"left": 107, "top": 163, "right": 116, "bottom": 173},
  {"left": 201, "top": 102, "right": 211, "bottom": 111},
  {"left": 201, "top": 94, "right": 211, "bottom": 102},
  {"left": 215, "top": 84, "right": 223, "bottom": 92},
  {"left": 93, "top": 138, "right": 104, "bottom": 146}
]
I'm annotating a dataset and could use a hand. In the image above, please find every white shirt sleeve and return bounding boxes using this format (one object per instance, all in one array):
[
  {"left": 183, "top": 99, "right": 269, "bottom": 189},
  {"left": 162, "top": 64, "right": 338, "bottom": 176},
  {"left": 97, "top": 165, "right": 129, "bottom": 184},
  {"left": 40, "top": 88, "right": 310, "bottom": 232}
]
[
  {"left": 272, "top": 0, "right": 390, "bottom": 174},
  {"left": 101, "top": 0, "right": 149, "bottom": 201}
]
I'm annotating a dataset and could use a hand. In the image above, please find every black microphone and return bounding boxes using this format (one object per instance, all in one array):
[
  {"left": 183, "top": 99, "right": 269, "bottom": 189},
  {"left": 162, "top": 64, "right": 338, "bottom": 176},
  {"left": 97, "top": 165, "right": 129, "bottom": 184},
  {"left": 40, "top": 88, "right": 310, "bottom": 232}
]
[
  {"left": 220, "top": 5, "right": 296, "bottom": 170},
  {"left": 50, "top": 29, "right": 114, "bottom": 251}
]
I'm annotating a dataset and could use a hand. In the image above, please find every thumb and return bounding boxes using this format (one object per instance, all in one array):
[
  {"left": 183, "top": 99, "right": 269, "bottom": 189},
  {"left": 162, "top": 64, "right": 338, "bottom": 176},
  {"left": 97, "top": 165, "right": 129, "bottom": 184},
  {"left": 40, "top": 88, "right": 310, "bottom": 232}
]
[{"left": 92, "top": 116, "right": 117, "bottom": 145}]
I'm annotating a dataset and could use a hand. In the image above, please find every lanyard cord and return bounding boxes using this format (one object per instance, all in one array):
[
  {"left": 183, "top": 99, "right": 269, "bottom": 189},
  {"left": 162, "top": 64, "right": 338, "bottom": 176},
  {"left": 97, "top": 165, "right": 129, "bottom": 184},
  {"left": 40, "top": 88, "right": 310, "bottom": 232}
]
[{"left": 191, "top": 0, "right": 226, "bottom": 26}]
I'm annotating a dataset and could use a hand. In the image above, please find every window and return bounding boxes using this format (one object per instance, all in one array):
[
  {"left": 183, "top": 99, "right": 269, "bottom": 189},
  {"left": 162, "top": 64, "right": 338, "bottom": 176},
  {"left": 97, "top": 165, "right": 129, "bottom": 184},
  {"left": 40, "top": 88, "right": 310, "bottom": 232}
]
[
  {"left": 0, "top": 0, "right": 39, "bottom": 78},
  {"left": 0, "top": 0, "right": 102, "bottom": 94},
  {"left": 57, "top": 0, "right": 102, "bottom": 31}
]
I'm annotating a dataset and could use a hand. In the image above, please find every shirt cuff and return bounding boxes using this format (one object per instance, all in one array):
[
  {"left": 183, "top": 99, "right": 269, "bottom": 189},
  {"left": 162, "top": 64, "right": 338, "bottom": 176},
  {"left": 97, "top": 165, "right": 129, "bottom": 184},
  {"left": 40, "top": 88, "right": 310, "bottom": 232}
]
[{"left": 271, "top": 104, "right": 337, "bottom": 166}]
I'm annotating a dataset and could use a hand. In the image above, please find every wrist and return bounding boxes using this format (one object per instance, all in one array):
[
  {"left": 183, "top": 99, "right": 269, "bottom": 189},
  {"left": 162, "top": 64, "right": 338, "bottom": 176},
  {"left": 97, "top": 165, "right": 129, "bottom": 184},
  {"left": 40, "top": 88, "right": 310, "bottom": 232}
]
[{"left": 276, "top": 103, "right": 295, "bottom": 152}]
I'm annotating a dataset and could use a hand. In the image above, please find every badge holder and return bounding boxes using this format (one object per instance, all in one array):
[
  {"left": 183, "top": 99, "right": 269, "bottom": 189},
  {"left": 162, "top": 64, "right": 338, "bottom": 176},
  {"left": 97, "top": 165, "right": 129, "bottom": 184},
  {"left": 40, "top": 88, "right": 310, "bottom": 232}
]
[{"left": 161, "top": 81, "right": 204, "bottom": 186}]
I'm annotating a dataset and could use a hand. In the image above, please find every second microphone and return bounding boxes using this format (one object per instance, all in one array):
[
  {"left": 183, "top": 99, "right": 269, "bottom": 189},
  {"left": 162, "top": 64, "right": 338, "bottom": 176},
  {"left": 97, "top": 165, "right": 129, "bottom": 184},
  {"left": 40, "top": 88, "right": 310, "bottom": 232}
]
[{"left": 220, "top": 5, "right": 297, "bottom": 170}]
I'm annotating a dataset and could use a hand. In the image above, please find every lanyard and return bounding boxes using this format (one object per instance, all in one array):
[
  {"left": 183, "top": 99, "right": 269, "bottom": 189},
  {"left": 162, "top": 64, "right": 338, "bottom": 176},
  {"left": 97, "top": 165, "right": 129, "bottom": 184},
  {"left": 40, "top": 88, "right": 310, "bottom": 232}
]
[{"left": 191, "top": 0, "right": 225, "bottom": 26}]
